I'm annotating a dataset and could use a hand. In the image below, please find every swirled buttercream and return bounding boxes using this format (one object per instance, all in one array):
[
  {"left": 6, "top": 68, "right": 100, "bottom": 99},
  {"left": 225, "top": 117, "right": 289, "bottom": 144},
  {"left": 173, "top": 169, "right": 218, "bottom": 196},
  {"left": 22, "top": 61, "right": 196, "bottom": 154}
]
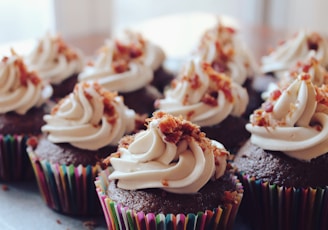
[
  {"left": 78, "top": 40, "right": 153, "bottom": 92},
  {"left": 0, "top": 52, "right": 53, "bottom": 115},
  {"left": 108, "top": 112, "right": 229, "bottom": 194},
  {"left": 25, "top": 33, "right": 84, "bottom": 85},
  {"left": 194, "top": 20, "right": 258, "bottom": 85},
  {"left": 42, "top": 82, "right": 136, "bottom": 150},
  {"left": 247, "top": 73, "right": 328, "bottom": 161},
  {"left": 262, "top": 55, "right": 328, "bottom": 100},
  {"left": 155, "top": 59, "right": 248, "bottom": 126},
  {"left": 261, "top": 30, "right": 328, "bottom": 76}
]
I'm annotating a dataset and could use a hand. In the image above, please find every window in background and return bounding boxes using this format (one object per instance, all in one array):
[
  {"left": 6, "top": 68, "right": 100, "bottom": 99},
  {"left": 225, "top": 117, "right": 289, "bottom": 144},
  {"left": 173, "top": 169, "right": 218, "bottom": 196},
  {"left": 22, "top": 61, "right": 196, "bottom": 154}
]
[{"left": 0, "top": 0, "right": 54, "bottom": 43}]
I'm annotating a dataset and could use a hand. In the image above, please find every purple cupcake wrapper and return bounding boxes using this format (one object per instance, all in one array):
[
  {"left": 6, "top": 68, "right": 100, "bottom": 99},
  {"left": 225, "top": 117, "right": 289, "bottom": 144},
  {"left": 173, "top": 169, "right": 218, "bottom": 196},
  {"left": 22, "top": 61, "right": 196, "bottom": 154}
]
[
  {"left": 95, "top": 170, "right": 243, "bottom": 230},
  {"left": 238, "top": 172, "right": 328, "bottom": 230},
  {"left": 0, "top": 134, "right": 34, "bottom": 181},
  {"left": 27, "top": 148, "right": 108, "bottom": 216}
]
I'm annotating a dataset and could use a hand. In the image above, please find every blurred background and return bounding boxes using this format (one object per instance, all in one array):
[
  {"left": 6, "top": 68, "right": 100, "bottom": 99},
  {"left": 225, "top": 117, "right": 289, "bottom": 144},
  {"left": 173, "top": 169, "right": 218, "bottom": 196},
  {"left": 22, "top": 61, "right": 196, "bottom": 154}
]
[{"left": 1, "top": 0, "right": 327, "bottom": 63}]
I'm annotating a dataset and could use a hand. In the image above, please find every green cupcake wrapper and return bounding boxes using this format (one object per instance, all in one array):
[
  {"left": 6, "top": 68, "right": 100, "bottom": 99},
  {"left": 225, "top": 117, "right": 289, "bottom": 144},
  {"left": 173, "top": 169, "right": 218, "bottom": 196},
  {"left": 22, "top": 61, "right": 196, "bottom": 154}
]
[
  {"left": 238, "top": 172, "right": 328, "bottom": 230},
  {"left": 95, "top": 170, "right": 243, "bottom": 230},
  {"left": 0, "top": 134, "right": 34, "bottom": 181},
  {"left": 27, "top": 148, "right": 107, "bottom": 216}
]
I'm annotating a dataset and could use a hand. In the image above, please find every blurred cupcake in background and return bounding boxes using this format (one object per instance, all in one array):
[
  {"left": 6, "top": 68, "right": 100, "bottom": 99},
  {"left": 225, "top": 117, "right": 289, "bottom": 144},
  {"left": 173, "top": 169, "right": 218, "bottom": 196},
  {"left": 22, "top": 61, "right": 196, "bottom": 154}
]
[
  {"left": 233, "top": 73, "right": 328, "bottom": 229},
  {"left": 261, "top": 30, "right": 328, "bottom": 79},
  {"left": 193, "top": 19, "right": 261, "bottom": 116},
  {"left": 27, "top": 81, "right": 144, "bottom": 216},
  {"left": 155, "top": 58, "right": 250, "bottom": 153},
  {"left": 25, "top": 32, "right": 84, "bottom": 100},
  {"left": 78, "top": 30, "right": 172, "bottom": 115},
  {"left": 0, "top": 49, "right": 53, "bottom": 181},
  {"left": 95, "top": 111, "right": 243, "bottom": 230}
]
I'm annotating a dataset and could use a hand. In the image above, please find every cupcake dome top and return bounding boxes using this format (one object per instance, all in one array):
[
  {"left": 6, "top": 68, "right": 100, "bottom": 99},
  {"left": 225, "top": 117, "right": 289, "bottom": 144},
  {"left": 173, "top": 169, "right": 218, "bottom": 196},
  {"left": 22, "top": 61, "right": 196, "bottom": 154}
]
[
  {"left": 42, "top": 81, "right": 137, "bottom": 150},
  {"left": 155, "top": 58, "right": 248, "bottom": 126},
  {"left": 25, "top": 32, "right": 84, "bottom": 85},
  {"left": 107, "top": 111, "right": 230, "bottom": 194},
  {"left": 247, "top": 73, "right": 328, "bottom": 161},
  {"left": 0, "top": 51, "right": 53, "bottom": 115}
]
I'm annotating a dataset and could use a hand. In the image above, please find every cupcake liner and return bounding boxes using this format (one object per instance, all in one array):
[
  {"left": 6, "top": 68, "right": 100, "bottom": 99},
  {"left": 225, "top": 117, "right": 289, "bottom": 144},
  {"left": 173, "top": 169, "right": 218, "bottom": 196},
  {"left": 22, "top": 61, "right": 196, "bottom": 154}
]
[
  {"left": 0, "top": 134, "right": 34, "bottom": 181},
  {"left": 27, "top": 148, "right": 107, "bottom": 216},
  {"left": 95, "top": 171, "right": 243, "bottom": 230},
  {"left": 238, "top": 172, "right": 328, "bottom": 230}
]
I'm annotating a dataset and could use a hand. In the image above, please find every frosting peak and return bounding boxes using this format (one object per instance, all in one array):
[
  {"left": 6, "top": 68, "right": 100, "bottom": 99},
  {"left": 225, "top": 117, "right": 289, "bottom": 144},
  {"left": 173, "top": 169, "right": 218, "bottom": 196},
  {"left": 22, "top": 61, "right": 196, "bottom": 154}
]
[
  {"left": 108, "top": 112, "right": 229, "bottom": 194},
  {"left": 155, "top": 58, "right": 248, "bottom": 126},
  {"left": 0, "top": 52, "right": 53, "bottom": 115},
  {"left": 195, "top": 20, "right": 258, "bottom": 84},
  {"left": 247, "top": 73, "right": 328, "bottom": 161},
  {"left": 261, "top": 30, "right": 328, "bottom": 76},
  {"left": 42, "top": 82, "right": 137, "bottom": 150},
  {"left": 25, "top": 33, "right": 84, "bottom": 85}
]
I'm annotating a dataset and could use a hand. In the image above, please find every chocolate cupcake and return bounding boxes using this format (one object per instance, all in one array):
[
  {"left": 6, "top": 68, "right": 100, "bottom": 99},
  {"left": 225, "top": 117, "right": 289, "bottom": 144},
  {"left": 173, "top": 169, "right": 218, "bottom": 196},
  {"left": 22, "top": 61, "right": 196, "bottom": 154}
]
[
  {"left": 77, "top": 30, "right": 170, "bottom": 115},
  {"left": 27, "top": 81, "right": 143, "bottom": 216},
  {"left": 155, "top": 58, "right": 250, "bottom": 153},
  {"left": 0, "top": 51, "right": 53, "bottom": 181},
  {"left": 261, "top": 30, "right": 328, "bottom": 79},
  {"left": 193, "top": 19, "right": 261, "bottom": 117},
  {"left": 95, "top": 112, "right": 243, "bottom": 229},
  {"left": 25, "top": 32, "right": 84, "bottom": 100},
  {"left": 233, "top": 73, "right": 328, "bottom": 229}
]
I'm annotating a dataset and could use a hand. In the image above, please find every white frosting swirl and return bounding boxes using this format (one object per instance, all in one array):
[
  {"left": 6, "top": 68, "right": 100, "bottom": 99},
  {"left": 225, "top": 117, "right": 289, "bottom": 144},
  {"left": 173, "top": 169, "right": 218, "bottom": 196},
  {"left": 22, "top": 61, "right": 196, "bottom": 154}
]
[
  {"left": 108, "top": 114, "right": 229, "bottom": 194},
  {"left": 261, "top": 30, "right": 328, "bottom": 76},
  {"left": 247, "top": 74, "right": 328, "bottom": 161},
  {"left": 262, "top": 54, "right": 328, "bottom": 100},
  {"left": 42, "top": 82, "right": 136, "bottom": 150},
  {"left": 194, "top": 21, "right": 258, "bottom": 85},
  {"left": 156, "top": 59, "right": 248, "bottom": 127},
  {"left": 26, "top": 33, "right": 84, "bottom": 85},
  {"left": 0, "top": 54, "right": 53, "bottom": 115},
  {"left": 78, "top": 40, "right": 153, "bottom": 92}
]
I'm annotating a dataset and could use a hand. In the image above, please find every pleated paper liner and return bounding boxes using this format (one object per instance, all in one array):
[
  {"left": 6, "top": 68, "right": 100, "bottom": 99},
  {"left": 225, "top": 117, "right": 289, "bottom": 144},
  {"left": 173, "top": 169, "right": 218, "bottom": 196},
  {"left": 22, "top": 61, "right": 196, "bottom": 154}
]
[
  {"left": 27, "top": 148, "right": 108, "bottom": 216},
  {"left": 0, "top": 134, "right": 34, "bottom": 181},
  {"left": 238, "top": 171, "right": 328, "bottom": 230},
  {"left": 95, "top": 171, "right": 243, "bottom": 230}
]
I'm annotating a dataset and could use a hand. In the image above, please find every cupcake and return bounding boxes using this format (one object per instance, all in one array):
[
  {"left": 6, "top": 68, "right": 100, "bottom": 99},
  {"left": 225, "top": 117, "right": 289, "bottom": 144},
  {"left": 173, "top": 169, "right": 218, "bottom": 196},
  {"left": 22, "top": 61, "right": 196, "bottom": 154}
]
[
  {"left": 0, "top": 50, "right": 53, "bottom": 181},
  {"left": 77, "top": 30, "right": 171, "bottom": 114},
  {"left": 261, "top": 30, "right": 328, "bottom": 79},
  {"left": 95, "top": 112, "right": 243, "bottom": 230},
  {"left": 155, "top": 58, "right": 250, "bottom": 153},
  {"left": 193, "top": 19, "right": 261, "bottom": 116},
  {"left": 233, "top": 73, "right": 328, "bottom": 229},
  {"left": 25, "top": 32, "right": 84, "bottom": 100},
  {"left": 27, "top": 81, "right": 144, "bottom": 216}
]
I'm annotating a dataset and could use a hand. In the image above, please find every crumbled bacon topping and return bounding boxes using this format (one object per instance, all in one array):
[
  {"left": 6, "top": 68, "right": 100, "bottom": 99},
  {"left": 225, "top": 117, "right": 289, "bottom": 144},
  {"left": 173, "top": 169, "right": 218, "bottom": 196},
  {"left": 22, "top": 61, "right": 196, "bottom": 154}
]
[
  {"left": 315, "top": 84, "right": 328, "bottom": 107},
  {"left": 202, "top": 62, "right": 233, "bottom": 102},
  {"left": 201, "top": 92, "right": 218, "bottom": 106},
  {"left": 14, "top": 58, "right": 41, "bottom": 86},
  {"left": 161, "top": 179, "right": 169, "bottom": 186},
  {"left": 55, "top": 36, "right": 79, "bottom": 61},
  {"left": 307, "top": 32, "right": 322, "bottom": 51}
]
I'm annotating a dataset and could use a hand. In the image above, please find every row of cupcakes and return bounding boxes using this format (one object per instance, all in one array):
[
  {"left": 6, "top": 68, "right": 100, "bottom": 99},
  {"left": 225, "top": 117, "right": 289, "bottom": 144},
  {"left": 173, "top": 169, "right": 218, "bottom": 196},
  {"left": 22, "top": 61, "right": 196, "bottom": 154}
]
[{"left": 2, "top": 16, "right": 328, "bottom": 230}]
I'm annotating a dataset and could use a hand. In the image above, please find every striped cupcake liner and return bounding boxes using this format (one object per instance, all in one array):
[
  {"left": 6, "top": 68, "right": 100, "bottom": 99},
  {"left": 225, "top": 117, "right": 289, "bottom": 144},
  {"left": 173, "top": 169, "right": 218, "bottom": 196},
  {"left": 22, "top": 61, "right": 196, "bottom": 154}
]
[
  {"left": 238, "top": 172, "right": 328, "bottom": 230},
  {"left": 95, "top": 171, "right": 243, "bottom": 230},
  {"left": 27, "top": 148, "right": 107, "bottom": 216},
  {"left": 0, "top": 134, "right": 34, "bottom": 181}
]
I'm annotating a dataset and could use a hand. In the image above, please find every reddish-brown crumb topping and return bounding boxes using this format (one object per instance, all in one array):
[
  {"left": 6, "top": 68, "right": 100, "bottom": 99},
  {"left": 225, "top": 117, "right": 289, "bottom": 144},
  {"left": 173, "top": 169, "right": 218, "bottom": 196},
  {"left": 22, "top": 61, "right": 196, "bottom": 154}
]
[
  {"left": 202, "top": 62, "right": 233, "bottom": 103},
  {"left": 13, "top": 57, "right": 41, "bottom": 87},
  {"left": 27, "top": 136, "right": 39, "bottom": 149},
  {"left": 316, "top": 84, "right": 328, "bottom": 107},
  {"left": 56, "top": 36, "right": 79, "bottom": 61},
  {"left": 307, "top": 32, "right": 322, "bottom": 51},
  {"left": 103, "top": 112, "right": 228, "bottom": 165}
]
